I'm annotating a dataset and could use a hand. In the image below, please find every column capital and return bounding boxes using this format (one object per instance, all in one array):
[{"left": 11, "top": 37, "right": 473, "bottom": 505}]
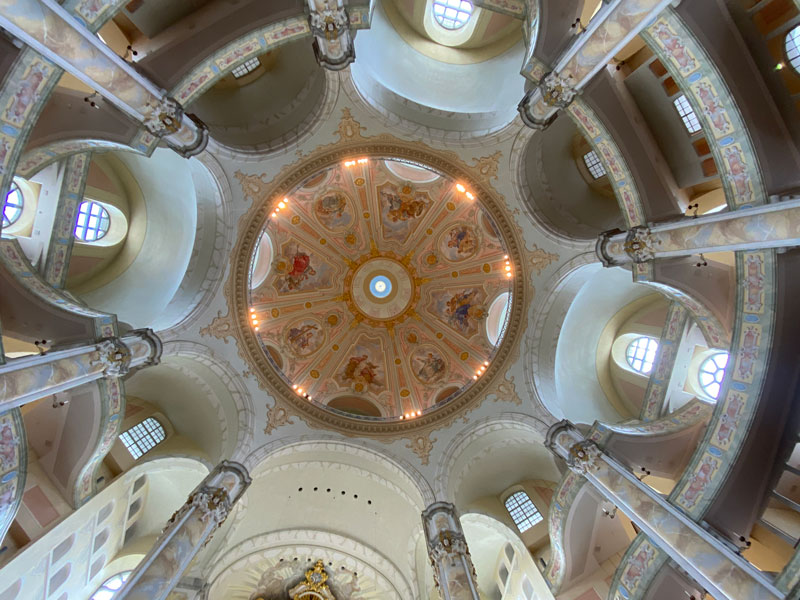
[
  {"left": 189, "top": 485, "right": 231, "bottom": 527},
  {"left": 624, "top": 226, "right": 658, "bottom": 263},
  {"left": 93, "top": 336, "right": 133, "bottom": 377},
  {"left": 539, "top": 71, "right": 577, "bottom": 108},
  {"left": 596, "top": 228, "right": 626, "bottom": 267},
  {"left": 143, "top": 96, "right": 184, "bottom": 137},
  {"left": 517, "top": 89, "right": 557, "bottom": 130}
]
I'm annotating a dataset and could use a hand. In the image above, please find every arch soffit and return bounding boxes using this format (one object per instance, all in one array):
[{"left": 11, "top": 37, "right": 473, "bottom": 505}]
[
  {"left": 434, "top": 413, "right": 551, "bottom": 502},
  {"left": 206, "top": 529, "right": 414, "bottom": 600},
  {"left": 522, "top": 252, "right": 599, "bottom": 420},
  {"left": 159, "top": 340, "right": 256, "bottom": 462},
  {"left": 244, "top": 437, "right": 435, "bottom": 508}
]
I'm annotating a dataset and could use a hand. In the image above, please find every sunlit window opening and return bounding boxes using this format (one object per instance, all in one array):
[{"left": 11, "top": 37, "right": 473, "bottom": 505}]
[
  {"left": 673, "top": 94, "right": 702, "bottom": 134},
  {"left": 486, "top": 292, "right": 511, "bottom": 346},
  {"left": 583, "top": 150, "right": 606, "bottom": 179},
  {"left": 626, "top": 336, "right": 659, "bottom": 374},
  {"left": 91, "top": 571, "right": 131, "bottom": 600},
  {"left": 699, "top": 352, "right": 729, "bottom": 399},
  {"left": 433, "top": 0, "right": 473, "bottom": 30},
  {"left": 504, "top": 491, "right": 543, "bottom": 532},
  {"left": 2, "top": 183, "right": 23, "bottom": 228},
  {"left": 75, "top": 200, "right": 110, "bottom": 242},
  {"left": 786, "top": 26, "right": 800, "bottom": 73},
  {"left": 119, "top": 418, "right": 166, "bottom": 460},
  {"left": 232, "top": 57, "right": 260, "bottom": 79}
]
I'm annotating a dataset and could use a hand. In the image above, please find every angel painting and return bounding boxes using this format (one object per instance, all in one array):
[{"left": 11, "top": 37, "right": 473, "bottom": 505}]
[
  {"left": 381, "top": 187, "right": 427, "bottom": 223},
  {"left": 446, "top": 289, "right": 485, "bottom": 335},
  {"left": 442, "top": 225, "right": 477, "bottom": 261},
  {"left": 413, "top": 349, "right": 446, "bottom": 384},
  {"left": 314, "top": 192, "right": 353, "bottom": 230},
  {"left": 340, "top": 353, "right": 383, "bottom": 393},
  {"left": 279, "top": 245, "right": 316, "bottom": 291},
  {"left": 286, "top": 321, "right": 323, "bottom": 356}
]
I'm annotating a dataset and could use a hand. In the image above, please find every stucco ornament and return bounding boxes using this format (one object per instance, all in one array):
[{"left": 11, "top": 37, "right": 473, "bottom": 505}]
[
  {"left": 92, "top": 336, "right": 132, "bottom": 377},
  {"left": 540, "top": 71, "right": 577, "bottom": 108},
  {"left": 142, "top": 96, "right": 183, "bottom": 136},
  {"left": 190, "top": 485, "right": 232, "bottom": 526},
  {"left": 288, "top": 560, "right": 336, "bottom": 599},
  {"left": 567, "top": 440, "right": 603, "bottom": 475},
  {"left": 309, "top": 2, "right": 355, "bottom": 70},
  {"left": 624, "top": 225, "right": 659, "bottom": 263}
]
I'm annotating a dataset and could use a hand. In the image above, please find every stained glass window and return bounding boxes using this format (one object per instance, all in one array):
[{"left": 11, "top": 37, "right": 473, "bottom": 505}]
[
  {"left": 626, "top": 337, "right": 658, "bottom": 374},
  {"left": 119, "top": 418, "right": 166, "bottom": 460},
  {"left": 433, "top": 0, "right": 473, "bottom": 30},
  {"left": 504, "top": 491, "right": 542, "bottom": 532}
]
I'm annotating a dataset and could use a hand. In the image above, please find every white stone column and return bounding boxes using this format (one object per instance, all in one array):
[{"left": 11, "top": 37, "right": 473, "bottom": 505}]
[
  {"left": 546, "top": 420, "right": 782, "bottom": 600},
  {"left": 422, "top": 502, "right": 480, "bottom": 600},
  {"left": 117, "top": 461, "right": 251, "bottom": 600},
  {"left": 0, "top": 328, "right": 161, "bottom": 409},
  {"left": 596, "top": 198, "right": 800, "bottom": 266}
]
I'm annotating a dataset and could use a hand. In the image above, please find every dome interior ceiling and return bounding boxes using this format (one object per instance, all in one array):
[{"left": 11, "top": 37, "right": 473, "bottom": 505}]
[{"left": 248, "top": 159, "right": 513, "bottom": 419}]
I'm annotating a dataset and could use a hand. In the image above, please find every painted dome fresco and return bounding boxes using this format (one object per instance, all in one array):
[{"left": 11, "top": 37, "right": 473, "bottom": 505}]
[{"left": 246, "top": 158, "right": 514, "bottom": 421}]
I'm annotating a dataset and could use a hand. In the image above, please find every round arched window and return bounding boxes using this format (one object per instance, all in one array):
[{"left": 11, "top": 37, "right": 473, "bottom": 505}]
[
  {"left": 486, "top": 292, "right": 510, "bottom": 346},
  {"left": 2, "top": 183, "right": 23, "bottom": 228},
  {"left": 785, "top": 25, "right": 800, "bottom": 73},
  {"left": 91, "top": 571, "right": 131, "bottom": 599},
  {"left": 432, "top": 0, "right": 473, "bottom": 29},
  {"left": 75, "top": 200, "right": 111, "bottom": 242},
  {"left": 625, "top": 336, "right": 659, "bottom": 374},
  {"left": 699, "top": 352, "right": 729, "bottom": 399}
]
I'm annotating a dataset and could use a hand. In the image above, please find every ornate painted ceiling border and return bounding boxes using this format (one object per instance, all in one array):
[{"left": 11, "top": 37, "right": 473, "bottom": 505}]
[
  {"left": 543, "top": 469, "right": 587, "bottom": 593},
  {"left": 607, "top": 532, "right": 668, "bottom": 600},
  {"left": 642, "top": 8, "right": 767, "bottom": 210},
  {"left": 567, "top": 98, "right": 646, "bottom": 228},
  {"left": 201, "top": 107, "right": 531, "bottom": 441},
  {"left": 0, "top": 409, "right": 26, "bottom": 543},
  {"left": 668, "top": 249, "right": 776, "bottom": 519},
  {"left": 639, "top": 301, "right": 689, "bottom": 421}
]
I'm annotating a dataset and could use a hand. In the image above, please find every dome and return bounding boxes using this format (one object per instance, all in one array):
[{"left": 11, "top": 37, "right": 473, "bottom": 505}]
[{"left": 245, "top": 158, "right": 515, "bottom": 422}]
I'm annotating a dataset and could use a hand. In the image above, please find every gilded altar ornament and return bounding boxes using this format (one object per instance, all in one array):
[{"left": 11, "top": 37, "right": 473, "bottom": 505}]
[
  {"left": 143, "top": 96, "right": 183, "bottom": 136},
  {"left": 289, "top": 559, "right": 337, "bottom": 599}
]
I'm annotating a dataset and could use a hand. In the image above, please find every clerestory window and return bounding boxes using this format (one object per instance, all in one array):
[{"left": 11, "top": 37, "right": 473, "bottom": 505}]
[
  {"left": 75, "top": 200, "right": 111, "bottom": 242},
  {"left": 504, "top": 491, "right": 543, "bottom": 533},
  {"left": 119, "top": 417, "right": 166, "bottom": 460},
  {"left": 91, "top": 571, "right": 131, "bottom": 600},
  {"left": 626, "top": 336, "right": 659, "bottom": 375},
  {"left": 432, "top": 0, "right": 473, "bottom": 30}
]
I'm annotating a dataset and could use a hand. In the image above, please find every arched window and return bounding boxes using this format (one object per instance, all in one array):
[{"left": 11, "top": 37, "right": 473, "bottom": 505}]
[
  {"left": 91, "top": 571, "right": 131, "bottom": 600},
  {"left": 582, "top": 150, "right": 606, "bottom": 179},
  {"left": 486, "top": 292, "right": 510, "bottom": 346},
  {"left": 625, "top": 336, "right": 658, "bottom": 374},
  {"left": 504, "top": 491, "right": 542, "bottom": 532},
  {"left": 232, "top": 57, "right": 260, "bottom": 79},
  {"left": 75, "top": 200, "right": 111, "bottom": 242},
  {"left": 432, "top": 0, "right": 473, "bottom": 29},
  {"left": 786, "top": 25, "right": 800, "bottom": 73},
  {"left": 673, "top": 94, "right": 702, "bottom": 134},
  {"left": 698, "top": 351, "right": 729, "bottom": 399},
  {"left": 2, "top": 183, "right": 23, "bottom": 228},
  {"left": 119, "top": 418, "right": 166, "bottom": 460}
]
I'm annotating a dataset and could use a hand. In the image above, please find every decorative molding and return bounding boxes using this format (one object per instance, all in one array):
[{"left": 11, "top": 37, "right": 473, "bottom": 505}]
[
  {"left": 607, "top": 533, "right": 668, "bottom": 600},
  {"left": 406, "top": 433, "right": 436, "bottom": 466}
]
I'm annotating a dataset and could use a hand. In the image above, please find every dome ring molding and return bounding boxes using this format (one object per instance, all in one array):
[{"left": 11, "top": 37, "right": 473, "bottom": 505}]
[{"left": 230, "top": 142, "right": 526, "bottom": 436}]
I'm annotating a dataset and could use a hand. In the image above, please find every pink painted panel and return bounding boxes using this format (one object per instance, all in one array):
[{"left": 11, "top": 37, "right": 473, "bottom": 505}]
[{"left": 23, "top": 485, "right": 59, "bottom": 527}]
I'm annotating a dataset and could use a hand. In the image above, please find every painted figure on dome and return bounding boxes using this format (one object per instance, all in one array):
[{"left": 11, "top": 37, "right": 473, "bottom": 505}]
[
  {"left": 381, "top": 186, "right": 428, "bottom": 223},
  {"left": 314, "top": 192, "right": 353, "bottom": 230},
  {"left": 286, "top": 321, "right": 323, "bottom": 356},
  {"left": 446, "top": 289, "right": 485, "bottom": 335},
  {"left": 0, "top": 419, "right": 18, "bottom": 471},
  {"left": 279, "top": 245, "right": 317, "bottom": 291},
  {"left": 444, "top": 225, "right": 477, "bottom": 260},
  {"left": 413, "top": 349, "right": 446, "bottom": 384}
]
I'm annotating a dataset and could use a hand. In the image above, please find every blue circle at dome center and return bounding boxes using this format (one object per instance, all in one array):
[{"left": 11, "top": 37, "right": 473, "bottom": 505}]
[{"left": 369, "top": 275, "right": 392, "bottom": 298}]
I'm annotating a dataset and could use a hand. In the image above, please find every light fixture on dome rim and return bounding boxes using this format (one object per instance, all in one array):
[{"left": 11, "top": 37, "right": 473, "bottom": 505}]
[{"left": 344, "top": 157, "right": 368, "bottom": 167}]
